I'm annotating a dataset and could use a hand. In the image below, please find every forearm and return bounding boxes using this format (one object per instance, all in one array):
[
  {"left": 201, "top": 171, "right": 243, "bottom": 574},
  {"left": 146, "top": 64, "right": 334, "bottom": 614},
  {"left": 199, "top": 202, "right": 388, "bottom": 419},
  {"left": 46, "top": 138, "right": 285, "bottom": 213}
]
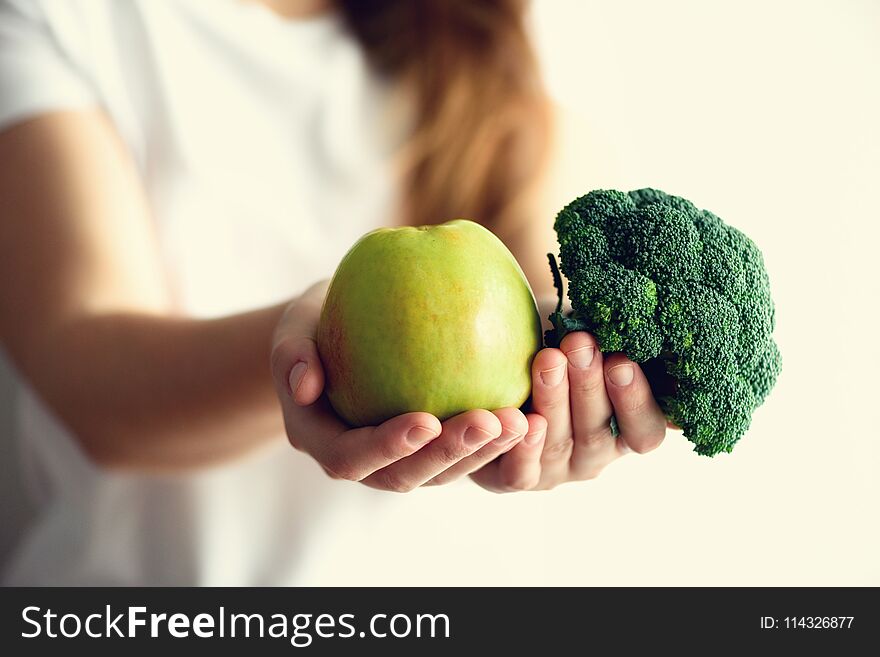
[{"left": 13, "top": 303, "right": 287, "bottom": 471}]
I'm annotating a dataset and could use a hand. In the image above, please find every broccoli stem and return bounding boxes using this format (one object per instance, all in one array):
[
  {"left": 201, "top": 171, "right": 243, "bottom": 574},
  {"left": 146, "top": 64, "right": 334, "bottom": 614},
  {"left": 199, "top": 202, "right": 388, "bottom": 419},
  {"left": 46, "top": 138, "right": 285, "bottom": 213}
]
[{"left": 544, "top": 253, "right": 588, "bottom": 348}]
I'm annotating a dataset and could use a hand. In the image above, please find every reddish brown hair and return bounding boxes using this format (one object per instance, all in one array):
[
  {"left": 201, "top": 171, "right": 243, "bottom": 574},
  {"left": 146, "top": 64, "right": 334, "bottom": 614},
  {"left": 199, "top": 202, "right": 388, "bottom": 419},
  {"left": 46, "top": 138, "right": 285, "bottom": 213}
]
[{"left": 338, "top": 0, "right": 551, "bottom": 232}]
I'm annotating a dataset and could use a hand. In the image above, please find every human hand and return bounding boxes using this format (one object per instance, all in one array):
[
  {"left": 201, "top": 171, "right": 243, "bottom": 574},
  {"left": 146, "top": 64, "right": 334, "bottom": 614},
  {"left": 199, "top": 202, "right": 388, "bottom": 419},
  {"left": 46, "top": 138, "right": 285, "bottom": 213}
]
[
  {"left": 470, "top": 331, "right": 668, "bottom": 492},
  {"left": 270, "top": 282, "right": 543, "bottom": 492}
]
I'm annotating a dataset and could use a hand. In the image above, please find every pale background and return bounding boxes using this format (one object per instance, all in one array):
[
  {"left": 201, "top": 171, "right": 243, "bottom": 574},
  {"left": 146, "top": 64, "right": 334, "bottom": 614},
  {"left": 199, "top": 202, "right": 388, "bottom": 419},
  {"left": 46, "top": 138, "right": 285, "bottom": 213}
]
[{"left": 1, "top": 0, "right": 878, "bottom": 585}]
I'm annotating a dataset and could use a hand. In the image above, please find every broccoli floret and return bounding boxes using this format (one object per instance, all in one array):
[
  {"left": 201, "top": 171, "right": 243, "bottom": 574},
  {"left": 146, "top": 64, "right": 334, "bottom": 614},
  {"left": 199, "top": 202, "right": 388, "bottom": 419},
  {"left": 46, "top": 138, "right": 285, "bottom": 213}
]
[{"left": 545, "top": 188, "right": 780, "bottom": 456}]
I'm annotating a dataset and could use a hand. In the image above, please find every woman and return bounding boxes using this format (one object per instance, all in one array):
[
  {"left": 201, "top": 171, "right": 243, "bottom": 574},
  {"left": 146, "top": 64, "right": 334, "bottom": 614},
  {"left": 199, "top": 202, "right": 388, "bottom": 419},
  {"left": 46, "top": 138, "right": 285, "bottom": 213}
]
[{"left": 0, "top": 0, "right": 667, "bottom": 585}]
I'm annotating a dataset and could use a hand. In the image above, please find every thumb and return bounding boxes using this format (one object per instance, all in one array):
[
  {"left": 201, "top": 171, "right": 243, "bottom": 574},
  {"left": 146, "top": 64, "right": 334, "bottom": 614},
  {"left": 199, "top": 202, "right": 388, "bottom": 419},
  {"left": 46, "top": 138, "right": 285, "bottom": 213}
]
[
  {"left": 272, "top": 335, "right": 324, "bottom": 406},
  {"left": 271, "top": 294, "right": 328, "bottom": 407}
]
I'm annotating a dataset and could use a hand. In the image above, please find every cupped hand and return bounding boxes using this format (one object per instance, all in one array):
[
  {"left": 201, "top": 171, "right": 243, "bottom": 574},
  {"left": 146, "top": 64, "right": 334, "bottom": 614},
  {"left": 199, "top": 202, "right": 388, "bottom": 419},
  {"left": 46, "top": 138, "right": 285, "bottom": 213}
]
[
  {"left": 471, "top": 331, "right": 668, "bottom": 492},
  {"left": 270, "top": 282, "right": 534, "bottom": 492}
]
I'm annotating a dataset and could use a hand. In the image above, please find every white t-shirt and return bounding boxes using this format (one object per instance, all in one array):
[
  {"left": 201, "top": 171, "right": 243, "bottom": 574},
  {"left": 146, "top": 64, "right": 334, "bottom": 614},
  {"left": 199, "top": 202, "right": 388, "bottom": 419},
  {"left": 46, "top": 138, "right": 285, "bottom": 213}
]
[{"left": 0, "top": 0, "right": 404, "bottom": 585}]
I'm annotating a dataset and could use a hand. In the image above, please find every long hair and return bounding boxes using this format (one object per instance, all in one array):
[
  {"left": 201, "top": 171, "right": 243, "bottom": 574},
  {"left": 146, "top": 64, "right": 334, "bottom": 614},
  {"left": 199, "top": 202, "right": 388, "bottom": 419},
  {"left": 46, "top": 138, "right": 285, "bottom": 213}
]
[{"left": 337, "top": 0, "right": 551, "bottom": 232}]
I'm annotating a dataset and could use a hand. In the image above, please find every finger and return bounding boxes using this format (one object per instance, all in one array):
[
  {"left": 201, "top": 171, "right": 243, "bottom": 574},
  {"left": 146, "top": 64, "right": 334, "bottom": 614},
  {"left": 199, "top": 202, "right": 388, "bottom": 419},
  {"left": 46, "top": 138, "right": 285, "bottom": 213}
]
[
  {"left": 604, "top": 354, "right": 667, "bottom": 454},
  {"left": 559, "top": 331, "right": 614, "bottom": 447},
  {"left": 271, "top": 332, "right": 325, "bottom": 406},
  {"left": 558, "top": 332, "right": 620, "bottom": 477},
  {"left": 306, "top": 409, "right": 442, "bottom": 482},
  {"left": 470, "top": 413, "right": 547, "bottom": 492},
  {"left": 530, "top": 347, "right": 573, "bottom": 469},
  {"left": 361, "top": 409, "right": 502, "bottom": 493},
  {"left": 425, "top": 407, "right": 528, "bottom": 486}
]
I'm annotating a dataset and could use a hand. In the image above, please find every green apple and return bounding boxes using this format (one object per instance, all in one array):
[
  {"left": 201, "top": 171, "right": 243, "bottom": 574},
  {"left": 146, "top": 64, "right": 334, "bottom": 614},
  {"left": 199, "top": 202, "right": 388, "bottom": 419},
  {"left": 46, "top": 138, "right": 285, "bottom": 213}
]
[{"left": 317, "top": 219, "right": 542, "bottom": 427}]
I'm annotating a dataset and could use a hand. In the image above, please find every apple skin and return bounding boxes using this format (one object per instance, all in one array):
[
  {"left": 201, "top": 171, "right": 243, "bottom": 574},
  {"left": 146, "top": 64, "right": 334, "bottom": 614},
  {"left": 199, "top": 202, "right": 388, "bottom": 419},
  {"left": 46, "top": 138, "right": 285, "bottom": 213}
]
[{"left": 317, "top": 219, "right": 542, "bottom": 427}]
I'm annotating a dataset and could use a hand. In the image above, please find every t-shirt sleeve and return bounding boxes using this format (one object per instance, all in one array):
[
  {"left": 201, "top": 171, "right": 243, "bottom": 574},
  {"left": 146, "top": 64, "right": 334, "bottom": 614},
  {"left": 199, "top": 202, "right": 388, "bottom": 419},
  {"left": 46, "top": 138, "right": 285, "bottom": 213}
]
[{"left": 0, "top": 0, "right": 98, "bottom": 132}]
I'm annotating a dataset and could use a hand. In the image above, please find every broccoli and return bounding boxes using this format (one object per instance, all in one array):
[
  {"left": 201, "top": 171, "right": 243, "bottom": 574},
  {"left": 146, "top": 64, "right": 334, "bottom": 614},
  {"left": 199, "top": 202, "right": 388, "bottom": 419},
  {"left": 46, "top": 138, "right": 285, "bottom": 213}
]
[{"left": 545, "top": 188, "right": 780, "bottom": 456}]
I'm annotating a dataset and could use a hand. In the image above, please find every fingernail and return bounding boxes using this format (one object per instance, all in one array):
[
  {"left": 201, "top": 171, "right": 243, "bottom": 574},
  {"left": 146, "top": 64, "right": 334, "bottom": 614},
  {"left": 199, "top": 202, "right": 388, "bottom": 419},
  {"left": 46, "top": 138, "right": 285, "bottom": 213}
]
[
  {"left": 566, "top": 346, "right": 594, "bottom": 369},
  {"left": 524, "top": 430, "right": 545, "bottom": 446},
  {"left": 464, "top": 426, "right": 497, "bottom": 447},
  {"left": 618, "top": 439, "right": 632, "bottom": 454},
  {"left": 608, "top": 363, "right": 634, "bottom": 386},
  {"left": 406, "top": 425, "right": 440, "bottom": 447},
  {"left": 539, "top": 363, "right": 566, "bottom": 386},
  {"left": 288, "top": 361, "right": 307, "bottom": 396},
  {"left": 493, "top": 426, "right": 523, "bottom": 447}
]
